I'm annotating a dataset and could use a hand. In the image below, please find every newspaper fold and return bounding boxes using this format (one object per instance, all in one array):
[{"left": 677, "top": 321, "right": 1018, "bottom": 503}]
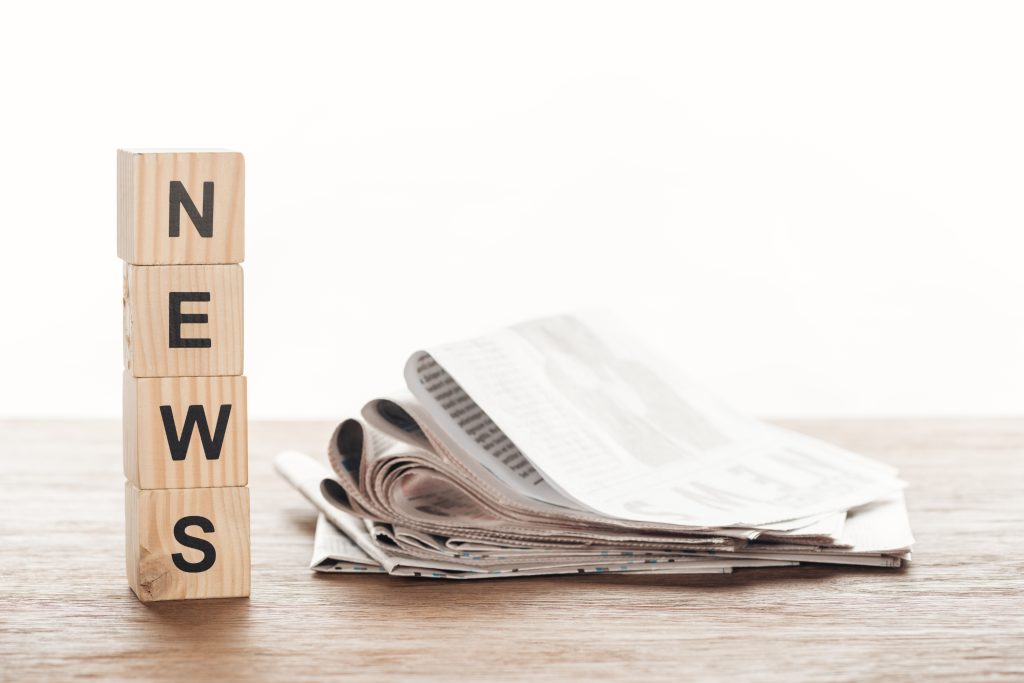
[{"left": 275, "top": 314, "right": 913, "bottom": 579}]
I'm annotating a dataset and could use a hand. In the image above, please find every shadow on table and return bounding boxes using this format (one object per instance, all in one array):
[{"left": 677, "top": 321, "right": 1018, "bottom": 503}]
[{"left": 109, "top": 594, "right": 255, "bottom": 679}]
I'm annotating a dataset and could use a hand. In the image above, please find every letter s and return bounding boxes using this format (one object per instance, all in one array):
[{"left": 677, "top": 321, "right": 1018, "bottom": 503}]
[{"left": 171, "top": 515, "right": 217, "bottom": 573}]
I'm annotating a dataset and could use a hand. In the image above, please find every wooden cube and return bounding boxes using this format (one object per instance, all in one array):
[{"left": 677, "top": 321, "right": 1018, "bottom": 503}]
[
  {"left": 124, "top": 264, "right": 243, "bottom": 377},
  {"left": 126, "top": 483, "right": 250, "bottom": 602},
  {"left": 118, "top": 149, "right": 244, "bottom": 265},
  {"left": 124, "top": 373, "right": 248, "bottom": 489}
]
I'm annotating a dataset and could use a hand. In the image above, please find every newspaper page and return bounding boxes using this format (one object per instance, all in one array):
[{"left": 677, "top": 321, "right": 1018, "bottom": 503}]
[
  {"left": 310, "top": 514, "right": 386, "bottom": 573},
  {"left": 407, "top": 314, "right": 904, "bottom": 529}
]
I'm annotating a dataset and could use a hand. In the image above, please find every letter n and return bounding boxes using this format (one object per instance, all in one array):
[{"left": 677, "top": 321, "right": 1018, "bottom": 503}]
[{"left": 169, "top": 181, "right": 214, "bottom": 237}]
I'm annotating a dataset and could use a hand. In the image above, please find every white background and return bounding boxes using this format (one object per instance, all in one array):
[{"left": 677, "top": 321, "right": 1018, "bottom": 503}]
[{"left": 1, "top": 2, "right": 1021, "bottom": 420}]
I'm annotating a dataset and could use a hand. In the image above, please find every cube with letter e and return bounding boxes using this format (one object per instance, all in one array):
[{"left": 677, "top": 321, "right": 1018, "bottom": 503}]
[{"left": 123, "top": 263, "right": 244, "bottom": 377}]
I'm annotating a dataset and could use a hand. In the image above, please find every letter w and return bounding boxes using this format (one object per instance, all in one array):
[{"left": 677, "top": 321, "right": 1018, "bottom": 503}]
[{"left": 160, "top": 405, "right": 232, "bottom": 461}]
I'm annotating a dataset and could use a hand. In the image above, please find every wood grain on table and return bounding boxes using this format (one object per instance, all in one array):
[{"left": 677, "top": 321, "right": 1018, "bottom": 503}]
[{"left": 1, "top": 419, "right": 1021, "bottom": 682}]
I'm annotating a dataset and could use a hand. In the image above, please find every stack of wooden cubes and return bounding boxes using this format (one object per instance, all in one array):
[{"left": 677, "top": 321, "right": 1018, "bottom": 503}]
[{"left": 118, "top": 150, "right": 250, "bottom": 602}]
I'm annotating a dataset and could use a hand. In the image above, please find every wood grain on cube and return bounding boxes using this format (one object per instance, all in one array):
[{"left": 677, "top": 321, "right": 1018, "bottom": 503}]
[
  {"left": 124, "top": 373, "right": 248, "bottom": 489},
  {"left": 117, "top": 150, "right": 244, "bottom": 265},
  {"left": 125, "top": 483, "right": 250, "bottom": 602},
  {"left": 124, "top": 264, "right": 243, "bottom": 377}
]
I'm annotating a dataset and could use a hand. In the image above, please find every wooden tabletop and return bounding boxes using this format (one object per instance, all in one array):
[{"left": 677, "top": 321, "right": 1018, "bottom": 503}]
[{"left": 1, "top": 418, "right": 1021, "bottom": 682}]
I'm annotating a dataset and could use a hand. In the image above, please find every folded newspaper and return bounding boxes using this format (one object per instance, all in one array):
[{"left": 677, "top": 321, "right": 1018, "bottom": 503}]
[{"left": 275, "top": 314, "right": 913, "bottom": 579}]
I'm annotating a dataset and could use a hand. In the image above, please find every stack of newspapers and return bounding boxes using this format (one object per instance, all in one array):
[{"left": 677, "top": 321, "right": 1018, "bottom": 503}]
[{"left": 275, "top": 314, "right": 913, "bottom": 579}]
